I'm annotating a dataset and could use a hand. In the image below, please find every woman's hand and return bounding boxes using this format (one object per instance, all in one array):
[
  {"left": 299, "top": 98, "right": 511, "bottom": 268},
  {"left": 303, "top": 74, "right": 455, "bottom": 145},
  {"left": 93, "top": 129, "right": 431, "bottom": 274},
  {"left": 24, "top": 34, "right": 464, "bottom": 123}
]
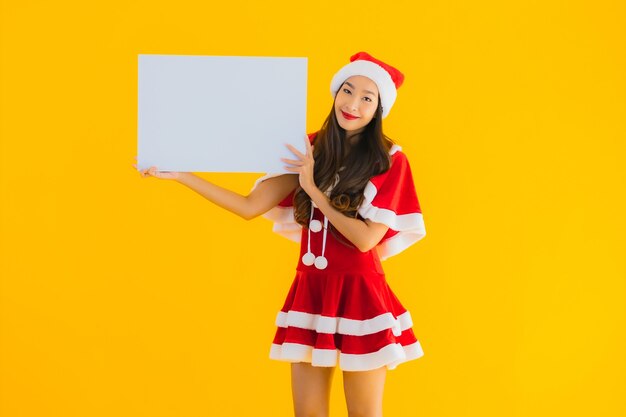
[
  {"left": 282, "top": 134, "right": 317, "bottom": 194},
  {"left": 132, "top": 156, "right": 182, "bottom": 180}
]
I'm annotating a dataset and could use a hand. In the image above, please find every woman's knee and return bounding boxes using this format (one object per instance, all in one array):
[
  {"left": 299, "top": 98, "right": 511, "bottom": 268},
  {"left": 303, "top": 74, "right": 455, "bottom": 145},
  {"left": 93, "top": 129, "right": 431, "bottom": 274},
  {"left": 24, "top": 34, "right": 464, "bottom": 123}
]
[
  {"left": 346, "top": 400, "right": 383, "bottom": 417},
  {"left": 346, "top": 406, "right": 383, "bottom": 417},
  {"left": 294, "top": 409, "right": 330, "bottom": 417}
]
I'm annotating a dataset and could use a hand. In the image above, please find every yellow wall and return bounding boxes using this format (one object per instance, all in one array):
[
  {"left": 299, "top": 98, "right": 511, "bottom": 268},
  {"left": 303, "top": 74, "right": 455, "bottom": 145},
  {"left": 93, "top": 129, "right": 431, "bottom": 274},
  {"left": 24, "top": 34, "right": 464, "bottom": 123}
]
[{"left": 1, "top": 1, "right": 625, "bottom": 416}]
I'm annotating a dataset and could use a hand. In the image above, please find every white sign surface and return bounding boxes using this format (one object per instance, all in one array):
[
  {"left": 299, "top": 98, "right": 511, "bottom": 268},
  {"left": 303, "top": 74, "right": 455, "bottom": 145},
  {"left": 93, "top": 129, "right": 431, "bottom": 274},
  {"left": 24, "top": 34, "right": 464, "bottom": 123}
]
[{"left": 137, "top": 54, "right": 308, "bottom": 173}]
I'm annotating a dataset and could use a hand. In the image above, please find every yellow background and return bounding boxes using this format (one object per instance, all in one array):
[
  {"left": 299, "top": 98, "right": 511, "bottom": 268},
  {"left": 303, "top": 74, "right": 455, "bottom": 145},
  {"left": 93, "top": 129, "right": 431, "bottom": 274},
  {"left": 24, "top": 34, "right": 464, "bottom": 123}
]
[{"left": 1, "top": 0, "right": 625, "bottom": 416}]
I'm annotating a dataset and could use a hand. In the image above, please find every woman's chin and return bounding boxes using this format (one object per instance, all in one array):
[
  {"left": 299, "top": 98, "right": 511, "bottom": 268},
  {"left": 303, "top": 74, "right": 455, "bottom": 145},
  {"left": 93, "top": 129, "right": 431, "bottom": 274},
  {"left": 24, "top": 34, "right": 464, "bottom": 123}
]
[{"left": 339, "top": 122, "right": 361, "bottom": 132}]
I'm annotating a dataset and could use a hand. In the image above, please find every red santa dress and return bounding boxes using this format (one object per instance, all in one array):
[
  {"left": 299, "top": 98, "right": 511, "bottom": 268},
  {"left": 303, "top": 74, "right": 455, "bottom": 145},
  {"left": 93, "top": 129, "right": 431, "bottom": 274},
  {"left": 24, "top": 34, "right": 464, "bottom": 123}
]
[{"left": 252, "top": 133, "right": 426, "bottom": 371}]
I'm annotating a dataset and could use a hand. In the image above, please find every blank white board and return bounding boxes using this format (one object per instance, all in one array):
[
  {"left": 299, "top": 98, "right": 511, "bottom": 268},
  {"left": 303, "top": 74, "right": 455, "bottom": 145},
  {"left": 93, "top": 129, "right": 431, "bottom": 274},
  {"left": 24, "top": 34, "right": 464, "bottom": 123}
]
[{"left": 137, "top": 54, "right": 308, "bottom": 173}]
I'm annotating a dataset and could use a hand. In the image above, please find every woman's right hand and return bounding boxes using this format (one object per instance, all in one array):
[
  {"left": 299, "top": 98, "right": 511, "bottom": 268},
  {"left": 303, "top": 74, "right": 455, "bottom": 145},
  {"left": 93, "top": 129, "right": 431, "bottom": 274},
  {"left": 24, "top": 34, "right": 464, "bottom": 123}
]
[{"left": 133, "top": 156, "right": 182, "bottom": 180}]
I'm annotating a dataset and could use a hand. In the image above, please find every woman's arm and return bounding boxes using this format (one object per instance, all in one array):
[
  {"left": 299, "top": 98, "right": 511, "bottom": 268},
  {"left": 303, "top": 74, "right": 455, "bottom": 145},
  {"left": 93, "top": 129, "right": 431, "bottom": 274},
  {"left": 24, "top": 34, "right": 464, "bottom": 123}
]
[
  {"left": 282, "top": 137, "right": 389, "bottom": 253},
  {"left": 176, "top": 172, "right": 299, "bottom": 220},
  {"left": 307, "top": 188, "right": 389, "bottom": 253}
]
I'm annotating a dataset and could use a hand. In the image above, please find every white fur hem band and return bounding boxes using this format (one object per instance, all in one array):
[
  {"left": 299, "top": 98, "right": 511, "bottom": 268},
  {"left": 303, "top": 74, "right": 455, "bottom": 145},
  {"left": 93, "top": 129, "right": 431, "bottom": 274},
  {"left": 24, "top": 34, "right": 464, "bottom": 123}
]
[{"left": 269, "top": 341, "right": 424, "bottom": 371}]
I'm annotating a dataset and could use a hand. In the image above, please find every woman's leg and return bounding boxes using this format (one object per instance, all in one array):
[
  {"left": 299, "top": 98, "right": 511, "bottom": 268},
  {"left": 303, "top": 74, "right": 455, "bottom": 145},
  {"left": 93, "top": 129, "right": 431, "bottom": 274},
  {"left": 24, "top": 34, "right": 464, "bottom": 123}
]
[
  {"left": 291, "top": 362, "right": 335, "bottom": 417},
  {"left": 343, "top": 367, "right": 387, "bottom": 417}
]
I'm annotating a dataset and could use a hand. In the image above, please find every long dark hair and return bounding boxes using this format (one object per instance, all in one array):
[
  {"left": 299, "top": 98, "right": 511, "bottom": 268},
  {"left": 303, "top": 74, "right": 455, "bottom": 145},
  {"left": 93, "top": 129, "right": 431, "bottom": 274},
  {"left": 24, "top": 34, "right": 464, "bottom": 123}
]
[{"left": 293, "top": 98, "right": 395, "bottom": 227}]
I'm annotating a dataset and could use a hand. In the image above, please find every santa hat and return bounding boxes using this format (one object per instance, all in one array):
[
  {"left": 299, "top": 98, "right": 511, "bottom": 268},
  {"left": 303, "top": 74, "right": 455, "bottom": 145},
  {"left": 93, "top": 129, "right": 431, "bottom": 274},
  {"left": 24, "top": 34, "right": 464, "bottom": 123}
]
[{"left": 330, "top": 51, "right": 404, "bottom": 119}]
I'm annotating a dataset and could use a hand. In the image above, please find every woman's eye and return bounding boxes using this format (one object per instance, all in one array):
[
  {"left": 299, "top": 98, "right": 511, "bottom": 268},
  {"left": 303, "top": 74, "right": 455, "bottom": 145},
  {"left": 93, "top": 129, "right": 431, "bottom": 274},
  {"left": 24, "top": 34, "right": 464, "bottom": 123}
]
[
  {"left": 343, "top": 88, "right": 351, "bottom": 94},
  {"left": 364, "top": 97, "right": 372, "bottom": 102}
]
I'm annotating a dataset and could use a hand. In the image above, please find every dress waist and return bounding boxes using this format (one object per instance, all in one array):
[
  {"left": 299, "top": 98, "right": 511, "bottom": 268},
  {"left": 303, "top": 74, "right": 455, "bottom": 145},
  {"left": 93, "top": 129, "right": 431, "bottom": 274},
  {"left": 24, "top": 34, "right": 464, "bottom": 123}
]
[{"left": 296, "top": 209, "right": 384, "bottom": 274}]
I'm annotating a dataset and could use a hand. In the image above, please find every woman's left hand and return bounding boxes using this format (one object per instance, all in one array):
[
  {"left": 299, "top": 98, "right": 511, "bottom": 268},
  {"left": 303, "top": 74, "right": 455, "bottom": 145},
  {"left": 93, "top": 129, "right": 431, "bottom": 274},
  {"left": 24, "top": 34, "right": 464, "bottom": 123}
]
[{"left": 282, "top": 134, "right": 317, "bottom": 194}]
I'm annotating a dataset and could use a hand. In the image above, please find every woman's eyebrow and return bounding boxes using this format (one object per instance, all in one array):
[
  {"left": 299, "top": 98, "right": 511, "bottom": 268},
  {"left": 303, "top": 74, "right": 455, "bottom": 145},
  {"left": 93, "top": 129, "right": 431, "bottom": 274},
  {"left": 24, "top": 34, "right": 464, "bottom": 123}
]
[{"left": 344, "top": 81, "right": 376, "bottom": 96}]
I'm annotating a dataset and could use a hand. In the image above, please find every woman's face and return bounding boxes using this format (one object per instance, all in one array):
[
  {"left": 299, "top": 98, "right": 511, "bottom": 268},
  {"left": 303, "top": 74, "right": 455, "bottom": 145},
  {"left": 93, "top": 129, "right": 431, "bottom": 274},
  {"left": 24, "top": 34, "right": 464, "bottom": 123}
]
[{"left": 334, "top": 75, "right": 379, "bottom": 135}]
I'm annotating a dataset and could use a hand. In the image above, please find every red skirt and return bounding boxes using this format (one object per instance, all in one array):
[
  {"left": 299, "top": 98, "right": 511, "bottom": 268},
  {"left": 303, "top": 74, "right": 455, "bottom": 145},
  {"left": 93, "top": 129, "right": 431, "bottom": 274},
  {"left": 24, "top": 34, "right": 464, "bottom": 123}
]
[{"left": 269, "top": 211, "right": 424, "bottom": 371}]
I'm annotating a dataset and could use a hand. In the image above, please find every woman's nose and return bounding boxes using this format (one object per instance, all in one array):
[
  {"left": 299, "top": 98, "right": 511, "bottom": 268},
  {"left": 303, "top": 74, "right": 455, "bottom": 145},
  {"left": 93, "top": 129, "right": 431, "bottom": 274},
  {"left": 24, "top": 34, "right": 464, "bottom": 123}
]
[{"left": 349, "top": 97, "right": 359, "bottom": 110}]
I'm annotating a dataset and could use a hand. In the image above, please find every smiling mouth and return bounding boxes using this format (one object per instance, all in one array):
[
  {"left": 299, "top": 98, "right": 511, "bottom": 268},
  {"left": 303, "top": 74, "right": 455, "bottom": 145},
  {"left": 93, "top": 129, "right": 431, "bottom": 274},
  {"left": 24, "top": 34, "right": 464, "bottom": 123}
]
[{"left": 341, "top": 111, "right": 359, "bottom": 120}]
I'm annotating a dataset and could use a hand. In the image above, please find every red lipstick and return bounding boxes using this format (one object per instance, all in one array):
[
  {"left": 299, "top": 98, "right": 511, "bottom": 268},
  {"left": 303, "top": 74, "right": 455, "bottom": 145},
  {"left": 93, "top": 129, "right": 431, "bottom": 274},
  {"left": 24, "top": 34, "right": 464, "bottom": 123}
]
[{"left": 341, "top": 111, "right": 359, "bottom": 120}]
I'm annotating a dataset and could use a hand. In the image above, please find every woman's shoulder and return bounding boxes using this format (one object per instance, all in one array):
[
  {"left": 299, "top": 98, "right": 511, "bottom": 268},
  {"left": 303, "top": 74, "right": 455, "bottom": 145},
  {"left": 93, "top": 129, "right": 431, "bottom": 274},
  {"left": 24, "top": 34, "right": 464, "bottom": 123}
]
[
  {"left": 388, "top": 143, "right": 403, "bottom": 158},
  {"left": 385, "top": 144, "right": 411, "bottom": 172},
  {"left": 364, "top": 144, "right": 413, "bottom": 187}
]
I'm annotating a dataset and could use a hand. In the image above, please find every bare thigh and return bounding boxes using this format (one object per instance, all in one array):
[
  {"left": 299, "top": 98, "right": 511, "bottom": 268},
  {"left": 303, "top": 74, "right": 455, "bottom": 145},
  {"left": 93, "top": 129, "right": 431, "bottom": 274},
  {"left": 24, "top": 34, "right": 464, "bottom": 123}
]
[
  {"left": 343, "top": 367, "right": 387, "bottom": 417},
  {"left": 291, "top": 362, "right": 335, "bottom": 417}
]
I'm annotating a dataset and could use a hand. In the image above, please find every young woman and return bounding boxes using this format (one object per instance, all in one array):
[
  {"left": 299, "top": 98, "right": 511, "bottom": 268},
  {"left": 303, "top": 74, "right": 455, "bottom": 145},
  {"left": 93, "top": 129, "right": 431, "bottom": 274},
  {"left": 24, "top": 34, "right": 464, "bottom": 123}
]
[{"left": 135, "top": 52, "right": 426, "bottom": 417}]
